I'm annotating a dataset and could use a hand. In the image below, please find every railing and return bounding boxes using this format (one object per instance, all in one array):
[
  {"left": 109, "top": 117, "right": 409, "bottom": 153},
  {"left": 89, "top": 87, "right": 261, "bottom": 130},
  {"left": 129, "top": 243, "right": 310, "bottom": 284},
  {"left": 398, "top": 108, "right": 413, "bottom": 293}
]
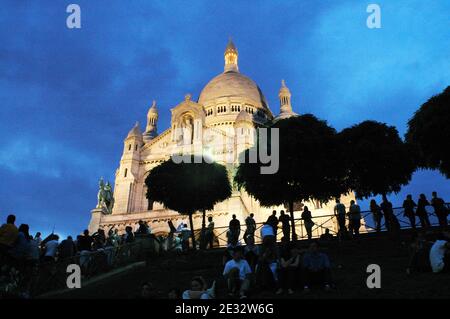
[{"left": 195, "top": 203, "right": 450, "bottom": 248}]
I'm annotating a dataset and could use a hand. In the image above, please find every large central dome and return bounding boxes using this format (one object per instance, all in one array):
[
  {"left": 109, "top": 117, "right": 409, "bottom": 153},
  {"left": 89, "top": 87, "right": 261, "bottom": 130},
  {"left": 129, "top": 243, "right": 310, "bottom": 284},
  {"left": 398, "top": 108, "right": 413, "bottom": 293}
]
[
  {"left": 198, "top": 71, "right": 269, "bottom": 110},
  {"left": 197, "top": 39, "right": 271, "bottom": 117}
]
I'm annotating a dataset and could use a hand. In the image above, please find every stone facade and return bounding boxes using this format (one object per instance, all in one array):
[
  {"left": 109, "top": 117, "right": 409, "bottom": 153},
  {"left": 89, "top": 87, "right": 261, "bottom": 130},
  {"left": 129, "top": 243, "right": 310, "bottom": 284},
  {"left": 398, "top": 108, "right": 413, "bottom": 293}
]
[{"left": 88, "top": 40, "right": 358, "bottom": 240}]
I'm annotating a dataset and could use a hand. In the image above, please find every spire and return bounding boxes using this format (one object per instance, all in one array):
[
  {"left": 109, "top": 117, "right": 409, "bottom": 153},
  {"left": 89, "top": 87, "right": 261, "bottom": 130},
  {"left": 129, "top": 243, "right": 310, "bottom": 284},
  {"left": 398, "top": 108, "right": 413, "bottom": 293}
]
[
  {"left": 277, "top": 80, "right": 297, "bottom": 120},
  {"left": 224, "top": 37, "right": 239, "bottom": 73},
  {"left": 144, "top": 101, "right": 158, "bottom": 142},
  {"left": 148, "top": 100, "right": 157, "bottom": 114}
]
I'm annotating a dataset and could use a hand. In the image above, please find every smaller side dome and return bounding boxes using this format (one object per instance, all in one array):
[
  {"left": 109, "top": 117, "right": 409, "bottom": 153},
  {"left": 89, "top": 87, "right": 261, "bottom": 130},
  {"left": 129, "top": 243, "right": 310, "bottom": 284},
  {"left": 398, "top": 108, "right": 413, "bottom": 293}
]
[
  {"left": 126, "top": 122, "right": 142, "bottom": 139},
  {"left": 234, "top": 110, "right": 254, "bottom": 126}
]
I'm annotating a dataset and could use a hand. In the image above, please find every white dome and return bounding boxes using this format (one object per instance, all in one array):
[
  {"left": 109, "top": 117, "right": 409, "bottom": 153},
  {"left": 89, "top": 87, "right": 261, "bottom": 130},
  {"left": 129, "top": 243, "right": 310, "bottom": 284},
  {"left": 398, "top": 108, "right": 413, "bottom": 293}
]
[{"left": 198, "top": 71, "right": 269, "bottom": 111}]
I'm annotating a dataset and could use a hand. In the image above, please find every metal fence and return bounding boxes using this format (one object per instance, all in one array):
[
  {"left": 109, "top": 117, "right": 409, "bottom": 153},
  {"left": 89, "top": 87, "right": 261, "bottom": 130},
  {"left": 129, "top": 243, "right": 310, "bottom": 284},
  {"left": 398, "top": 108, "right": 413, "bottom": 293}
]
[{"left": 197, "top": 203, "right": 450, "bottom": 248}]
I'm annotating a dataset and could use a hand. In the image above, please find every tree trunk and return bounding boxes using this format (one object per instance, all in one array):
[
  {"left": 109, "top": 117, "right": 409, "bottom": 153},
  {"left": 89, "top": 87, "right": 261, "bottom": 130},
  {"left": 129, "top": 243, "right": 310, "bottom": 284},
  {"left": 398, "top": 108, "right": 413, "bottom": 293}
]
[
  {"left": 202, "top": 210, "right": 206, "bottom": 231},
  {"left": 289, "top": 200, "right": 297, "bottom": 241},
  {"left": 189, "top": 213, "right": 196, "bottom": 250},
  {"left": 200, "top": 209, "right": 206, "bottom": 250}
]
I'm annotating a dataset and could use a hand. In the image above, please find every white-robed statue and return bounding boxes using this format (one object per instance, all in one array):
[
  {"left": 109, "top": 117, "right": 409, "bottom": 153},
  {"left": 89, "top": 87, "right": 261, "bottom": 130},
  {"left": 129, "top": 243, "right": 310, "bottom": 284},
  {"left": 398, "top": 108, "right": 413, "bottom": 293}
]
[{"left": 182, "top": 117, "right": 193, "bottom": 145}]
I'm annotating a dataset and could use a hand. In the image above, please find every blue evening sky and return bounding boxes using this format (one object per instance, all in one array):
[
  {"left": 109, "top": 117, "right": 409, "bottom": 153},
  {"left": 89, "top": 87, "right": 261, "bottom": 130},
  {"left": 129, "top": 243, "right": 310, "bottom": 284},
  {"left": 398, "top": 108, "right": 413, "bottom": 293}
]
[{"left": 0, "top": 0, "right": 449, "bottom": 238}]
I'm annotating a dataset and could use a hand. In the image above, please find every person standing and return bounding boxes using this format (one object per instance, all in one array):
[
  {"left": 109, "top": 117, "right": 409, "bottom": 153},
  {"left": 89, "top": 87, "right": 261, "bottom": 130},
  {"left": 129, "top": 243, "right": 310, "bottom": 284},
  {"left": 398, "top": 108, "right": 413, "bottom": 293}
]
[
  {"left": 403, "top": 195, "right": 417, "bottom": 229},
  {"left": 10, "top": 224, "right": 31, "bottom": 260},
  {"left": 370, "top": 199, "right": 383, "bottom": 232},
  {"left": 348, "top": 200, "right": 362, "bottom": 238},
  {"left": 180, "top": 224, "right": 191, "bottom": 251},
  {"left": 431, "top": 191, "right": 448, "bottom": 228},
  {"left": 381, "top": 195, "right": 400, "bottom": 233},
  {"left": 43, "top": 234, "right": 59, "bottom": 263},
  {"left": 416, "top": 194, "right": 431, "bottom": 229},
  {"left": 302, "top": 206, "right": 314, "bottom": 240},
  {"left": 77, "top": 229, "right": 93, "bottom": 252},
  {"left": 34, "top": 232, "right": 42, "bottom": 247},
  {"left": 229, "top": 215, "right": 241, "bottom": 244},
  {"left": 244, "top": 213, "right": 256, "bottom": 244},
  {"left": 267, "top": 211, "right": 279, "bottom": 239},
  {"left": 0, "top": 214, "right": 18, "bottom": 255},
  {"left": 334, "top": 199, "right": 347, "bottom": 237},
  {"left": 206, "top": 216, "right": 215, "bottom": 249},
  {"left": 279, "top": 210, "right": 291, "bottom": 242}
]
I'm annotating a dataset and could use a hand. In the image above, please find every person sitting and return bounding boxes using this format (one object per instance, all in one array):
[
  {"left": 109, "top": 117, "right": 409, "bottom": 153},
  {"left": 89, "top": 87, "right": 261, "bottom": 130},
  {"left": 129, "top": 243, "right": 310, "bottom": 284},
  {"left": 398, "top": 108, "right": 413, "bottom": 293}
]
[
  {"left": 223, "top": 246, "right": 252, "bottom": 299},
  {"left": 276, "top": 245, "right": 301, "bottom": 295},
  {"left": 168, "top": 288, "right": 181, "bottom": 299},
  {"left": 255, "top": 245, "right": 278, "bottom": 291},
  {"left": 182, "top": 276, "right": 215, "bottom": 299},
  {"left": 223, "top": 237, "right": 242, "bottom": 265},
  {"left": 244, "top": 235, "right": 260, "bottom": 271},
  {"left": 302, "top": 241, "right": 332, "bottom": 291},
  {"left": 139, "top": 281, "right": 157, "bottom": 299},
  {"left": 429, "top": 233, "right": 450, "bottom": 273},
  {"left": 320, "top": 228, "right": 334, "bottom": 241},
  {"left": 406, "top": 232, "right": 433, "bottom": 274},
  {"left": 123, "top": 226, "right": 135, "bottom": 244},
  {"left": 136, "top": 220, "right": 150, "bottom": 235},
  {"left": 58, "top": 236, "right": 76, "bottom": 259}
]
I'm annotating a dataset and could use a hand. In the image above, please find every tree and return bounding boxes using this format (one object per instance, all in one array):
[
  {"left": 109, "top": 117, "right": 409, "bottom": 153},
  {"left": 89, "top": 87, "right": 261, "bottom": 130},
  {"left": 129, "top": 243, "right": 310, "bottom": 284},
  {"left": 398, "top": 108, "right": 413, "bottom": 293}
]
[
  {"left": 145, "top": 156, "right": 232, "bottom": 250},
  {"left": 339, "top": 120, "right": 416, "bottom": 199},
  {"left": 406, "top": 86, "right": 450, "bottom": 178},
  {"left": 234, "top": 114, "right": 347, "bottom": 241}
]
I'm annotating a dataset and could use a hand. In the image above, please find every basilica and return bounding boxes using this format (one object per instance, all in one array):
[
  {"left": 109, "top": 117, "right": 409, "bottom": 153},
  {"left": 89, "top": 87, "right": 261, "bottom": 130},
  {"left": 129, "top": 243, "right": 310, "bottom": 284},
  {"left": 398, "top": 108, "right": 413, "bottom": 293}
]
[{"left": 88, "top": 40, "right": 356, "bottom": 243}]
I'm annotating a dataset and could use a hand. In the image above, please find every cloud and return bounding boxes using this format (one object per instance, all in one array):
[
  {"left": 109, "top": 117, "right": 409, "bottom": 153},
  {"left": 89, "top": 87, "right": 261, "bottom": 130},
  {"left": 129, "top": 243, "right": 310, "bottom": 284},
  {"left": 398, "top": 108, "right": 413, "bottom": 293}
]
[
  {"left": 0, "top": 137, "right": 104, "bottom": 180},
  {"left": 282, "top": 0, "right": 450, "bottom": 132}
]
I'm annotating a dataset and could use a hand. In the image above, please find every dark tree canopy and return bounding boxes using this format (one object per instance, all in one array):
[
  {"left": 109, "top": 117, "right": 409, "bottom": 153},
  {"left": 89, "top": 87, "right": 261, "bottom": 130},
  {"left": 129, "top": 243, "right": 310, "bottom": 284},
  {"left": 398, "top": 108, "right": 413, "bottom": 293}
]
[
  {"left": 339, "top": 120, "right": 416, "bottom": 199},
  {"left": 235, "top": 114, "right": 347, "bottom": 209},
  {"left": 145, "top": 156, "right": 232, "bottom": 249},
  {"left": 406, "top": 86, "right": 450, "bottom": 178}
]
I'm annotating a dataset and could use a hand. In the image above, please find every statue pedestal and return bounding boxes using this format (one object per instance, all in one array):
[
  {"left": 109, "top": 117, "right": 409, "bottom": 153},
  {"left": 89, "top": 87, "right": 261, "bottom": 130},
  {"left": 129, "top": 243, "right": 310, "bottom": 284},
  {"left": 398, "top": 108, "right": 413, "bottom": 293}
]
[{"left": 88, "top": 207, "right": 106, "bottom": 234}]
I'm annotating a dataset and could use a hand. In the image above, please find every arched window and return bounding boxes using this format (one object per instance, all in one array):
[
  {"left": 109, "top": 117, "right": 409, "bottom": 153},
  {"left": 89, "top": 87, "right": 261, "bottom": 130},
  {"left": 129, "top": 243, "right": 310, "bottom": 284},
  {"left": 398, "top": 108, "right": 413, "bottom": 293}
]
[
  {"left": 124, "top": 168, "right": 128, "bottom": 178},
  {"left": 128, "top": 144, "right": 131, "bottom": 151}
]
